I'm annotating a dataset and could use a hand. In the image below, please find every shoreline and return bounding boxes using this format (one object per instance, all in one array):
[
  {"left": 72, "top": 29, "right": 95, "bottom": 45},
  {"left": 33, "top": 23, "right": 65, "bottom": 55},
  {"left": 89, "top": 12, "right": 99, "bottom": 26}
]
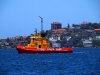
[{"left": 0, "top": 47, "right": 100, "bottom": 50}]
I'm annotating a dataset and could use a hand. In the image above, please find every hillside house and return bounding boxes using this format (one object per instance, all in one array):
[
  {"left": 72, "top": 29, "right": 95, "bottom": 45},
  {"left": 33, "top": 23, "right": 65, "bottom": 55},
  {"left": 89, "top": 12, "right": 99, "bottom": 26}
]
[
  {"left": 49, "top": 34, "right": 60, "bottom": 42},
  {"left": 73, "top": 35, "right": 81, "bottom": 41},
  {"left": 63, "top": 34, "right": 71, "bottom": 41},
  {"left": 81, "top": 35, "right": 89, "bottom": 41},
  {"left": 49, "top": 28, "right": 67, "bottom": 42},
  {"left": 83, "top": 40, "right": 92, "bottom": 47},
  {"left": 52, "top": 28, "right": 67, "bottom": 34}
]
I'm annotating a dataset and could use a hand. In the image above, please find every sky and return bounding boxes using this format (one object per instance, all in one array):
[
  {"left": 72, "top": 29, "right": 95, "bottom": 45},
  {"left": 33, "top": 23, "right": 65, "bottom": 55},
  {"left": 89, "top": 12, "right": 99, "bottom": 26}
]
[{"left": 0, "top": 0, "right": 100, "bottom": 39}]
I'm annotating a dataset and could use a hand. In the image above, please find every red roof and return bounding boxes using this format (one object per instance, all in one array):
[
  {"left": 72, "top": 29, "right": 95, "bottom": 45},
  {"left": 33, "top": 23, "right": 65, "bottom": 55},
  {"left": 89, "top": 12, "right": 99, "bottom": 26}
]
[
  {"left": 52, "top": 29, "right": 67, "bottom": 34},
  {"left": 1, "top": 38, "right": 7, "bottom": 41},
  {"left": 81, "top": 21, "right": 88, "bottom": 25},
  {"left": 94, "top": 28, "right": 100, "bottom": 31},
  {"left": 22, "top": 36, "right": 27, "bottom": 39}
]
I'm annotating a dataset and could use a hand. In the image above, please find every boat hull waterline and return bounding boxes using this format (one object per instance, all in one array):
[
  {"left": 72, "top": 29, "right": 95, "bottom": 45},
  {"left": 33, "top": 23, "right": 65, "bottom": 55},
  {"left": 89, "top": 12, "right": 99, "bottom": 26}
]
[{"left": 16, "top": 45, "right": 72, "bottom": 53}]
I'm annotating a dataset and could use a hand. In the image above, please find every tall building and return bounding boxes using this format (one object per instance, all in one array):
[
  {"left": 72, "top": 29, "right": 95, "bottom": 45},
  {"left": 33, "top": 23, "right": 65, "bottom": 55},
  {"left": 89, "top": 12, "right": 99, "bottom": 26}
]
[{"left": 51, "top": 22, "right": 62, "bottom": 30}]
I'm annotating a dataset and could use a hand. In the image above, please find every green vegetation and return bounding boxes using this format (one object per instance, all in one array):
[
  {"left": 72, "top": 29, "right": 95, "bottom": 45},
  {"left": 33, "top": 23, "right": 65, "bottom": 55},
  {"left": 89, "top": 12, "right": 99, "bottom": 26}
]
[
  {"left": 92, "top": 40, "right": 100, "bottom": 47},
  {"left": 0, "top": 22, "right": 100, "bottom": 49},
  {"left": 80, "top": 23, "right": 100, "bottom": 29}
]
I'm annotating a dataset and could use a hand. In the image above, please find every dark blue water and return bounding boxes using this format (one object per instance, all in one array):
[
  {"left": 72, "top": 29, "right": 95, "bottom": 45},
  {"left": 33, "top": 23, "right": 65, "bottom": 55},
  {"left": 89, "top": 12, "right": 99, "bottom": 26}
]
[{"left": 0, "top": 48, "right": 100, "bottom": 75}]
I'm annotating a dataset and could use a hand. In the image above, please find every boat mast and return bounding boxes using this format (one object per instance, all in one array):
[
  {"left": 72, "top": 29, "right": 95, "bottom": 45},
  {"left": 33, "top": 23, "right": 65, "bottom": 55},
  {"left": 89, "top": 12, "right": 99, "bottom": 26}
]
[
  {"left": 39, "top": 16, "right": 43, "bottom": 33},
  {"left": 34, "top": 29, "right": 37, "bottom": 35},
  {"left": 39, "top": 16, "right": 43, "bottom": 48}
]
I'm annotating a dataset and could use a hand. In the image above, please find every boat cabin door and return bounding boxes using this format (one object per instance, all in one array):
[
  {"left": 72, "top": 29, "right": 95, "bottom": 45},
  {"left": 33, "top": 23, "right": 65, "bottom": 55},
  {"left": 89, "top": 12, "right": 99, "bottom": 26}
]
[{"left": 37, "top": 45, "right": 41, "bottom": 48}]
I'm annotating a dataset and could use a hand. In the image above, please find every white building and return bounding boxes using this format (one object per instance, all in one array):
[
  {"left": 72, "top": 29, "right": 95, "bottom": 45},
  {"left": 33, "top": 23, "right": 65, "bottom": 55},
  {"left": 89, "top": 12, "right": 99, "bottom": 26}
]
[
  {"left": 51, "top": 42, "right": 61, "bottom": 48},
  {"left": 83, "top": 40, "right": 92, "bottom": 47},
  {"left": 49, "top": 34, "right": 60, "bottom": 42}
]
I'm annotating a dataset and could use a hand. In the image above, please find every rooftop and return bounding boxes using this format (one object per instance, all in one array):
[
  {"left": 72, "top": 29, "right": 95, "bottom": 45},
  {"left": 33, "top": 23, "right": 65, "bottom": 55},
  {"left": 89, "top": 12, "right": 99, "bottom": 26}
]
[
  {"left": 94, "top": 28, "right": 100, "bottom": 31},
  {"left": 51, "top": 22, "right": 61, "bottom": 24},
  {"left": 52, "top": 29, "right": 67, "bottom": 34},
  {"left": 81, "top": 21, "right": 88, "bottom": 25}
]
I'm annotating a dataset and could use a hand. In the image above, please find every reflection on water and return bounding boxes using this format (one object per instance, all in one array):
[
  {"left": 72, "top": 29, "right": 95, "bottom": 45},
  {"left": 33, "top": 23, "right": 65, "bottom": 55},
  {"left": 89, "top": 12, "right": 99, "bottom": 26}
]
[{"left": 0, "top": 48, "right": 100, "bottom": 75}]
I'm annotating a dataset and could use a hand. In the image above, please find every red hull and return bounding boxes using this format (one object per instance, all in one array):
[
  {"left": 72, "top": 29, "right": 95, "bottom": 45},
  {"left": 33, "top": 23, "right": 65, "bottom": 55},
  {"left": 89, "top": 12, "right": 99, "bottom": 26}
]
[{"left": 16, "top": 45, "right": 73, "bottom": 54}]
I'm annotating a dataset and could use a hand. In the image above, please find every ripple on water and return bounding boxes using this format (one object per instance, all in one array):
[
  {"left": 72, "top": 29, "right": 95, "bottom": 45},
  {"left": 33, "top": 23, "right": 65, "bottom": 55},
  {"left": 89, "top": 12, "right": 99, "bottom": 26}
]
[{"left": 0, "top": 48, "right": 100, "bottom": 75}]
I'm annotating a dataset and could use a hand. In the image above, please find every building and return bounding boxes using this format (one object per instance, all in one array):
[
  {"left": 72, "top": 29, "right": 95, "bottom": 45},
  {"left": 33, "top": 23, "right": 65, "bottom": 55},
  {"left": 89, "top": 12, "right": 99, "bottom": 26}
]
[
  {"left": 49, "top": 34, "right": 61, "bottom": 42},
  {"left": 63, "top": 42, "right": 73, "bottom": 47},
  {"left": 51, "top": 22, "right": 62, "bottom": 30},
  {"left": 63, "top": 34, "right": 71, "bottom": 41},
  {"left": 94, "top": 28, "right": 100, "bottom": 36},
  {"left": 81, "top": 21, "right": 88, "bottom": 25},
  {"left": 81, "top": 35, "right": 89, "bottom": 41},
  {"left": 51, "top": 42, "right": 61, "bottom": 48},
  {"left": 1, "top": 38, "right": 7, "bottom": 42},
  {"left": 95, "top": 36, "right": 100, "bottom": 40},
  {"left": 49, "top": 28, "right": 67, "bottom": 42},
  {"left": 81, "top": 30, "right": 95, "bottom": 38},
  {"left": 82, "top": 40, "right": 92, "bottom": 47},
  {"left": 52, "top": 28, "right": 67, "bottom": 34}
]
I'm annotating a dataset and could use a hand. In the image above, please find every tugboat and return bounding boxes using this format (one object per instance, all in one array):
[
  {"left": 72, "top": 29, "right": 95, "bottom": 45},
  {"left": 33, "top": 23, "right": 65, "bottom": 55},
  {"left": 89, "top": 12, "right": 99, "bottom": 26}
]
[{"left": 16, "top": 16, "right": 73, "bottom": 53}]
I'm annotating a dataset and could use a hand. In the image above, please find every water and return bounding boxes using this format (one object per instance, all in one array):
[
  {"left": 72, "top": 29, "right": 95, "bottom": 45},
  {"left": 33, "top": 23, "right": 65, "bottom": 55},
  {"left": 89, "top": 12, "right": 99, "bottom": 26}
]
[{"left": 0, "top": 48, "right": 100, "bottom": 75}]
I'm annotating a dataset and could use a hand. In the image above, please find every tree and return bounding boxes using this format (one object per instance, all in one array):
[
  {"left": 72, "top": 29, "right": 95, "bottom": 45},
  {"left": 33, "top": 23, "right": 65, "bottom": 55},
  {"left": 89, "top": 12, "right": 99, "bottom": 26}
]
[
  {"left": 92, "top": 40, "right": 100, "bottom": 47},
  {"left": 7, "top": 38, "right": 10, "bottom": 42},
  {"left": 76, "top": 41, "right": 83, "bottom": 47},
  {"left": 60, "top": 33, "right": 63, "bottom": 40},
  {"left": 72, "top": 24, "right": 74, "bottom": 27},
  {"left": 67, "top": 23, "right": 70, "bottom": 29},
  {"left": 67, "top": 23, "right": 70, "bottom": 32},
  {"left": 61, "top": 39, "right": 67, "bottom": 46},
  {"left": 46, "top": 30, "right": 52, "bottom": 39}
]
